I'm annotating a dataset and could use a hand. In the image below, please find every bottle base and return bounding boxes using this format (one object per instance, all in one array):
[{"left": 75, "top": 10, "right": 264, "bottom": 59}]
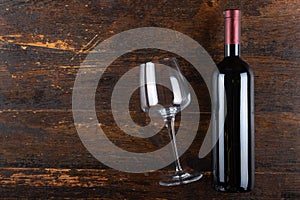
[{"left": 214, "top": 185, "right": 253, "bottom": 193}]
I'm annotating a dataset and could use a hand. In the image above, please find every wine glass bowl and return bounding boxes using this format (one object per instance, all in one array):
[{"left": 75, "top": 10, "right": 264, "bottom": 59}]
[
  {"left": 139, "top": 57, "right": 202, "bottom": 186},
  {"left": 140, "top": 58, "right": 191, "bottom": 116}
]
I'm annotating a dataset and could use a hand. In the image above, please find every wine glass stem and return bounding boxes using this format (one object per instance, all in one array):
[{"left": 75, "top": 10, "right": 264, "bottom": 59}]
[{"left": 164, "top": 115, "right": 183, "bottom": 173}]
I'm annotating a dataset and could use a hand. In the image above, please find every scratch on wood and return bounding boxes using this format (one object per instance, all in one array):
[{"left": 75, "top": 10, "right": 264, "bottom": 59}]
[
  {"left": 0, "top": 35, "right": 75, "bottom": 51},
  {"left": 71, "top": 34, "right": 102, "bottom": 61}
]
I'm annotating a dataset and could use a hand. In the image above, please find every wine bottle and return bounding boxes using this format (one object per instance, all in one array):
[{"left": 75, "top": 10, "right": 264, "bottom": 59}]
[{"left": 212, "top": 9, "right": 254, "bottom": 192}]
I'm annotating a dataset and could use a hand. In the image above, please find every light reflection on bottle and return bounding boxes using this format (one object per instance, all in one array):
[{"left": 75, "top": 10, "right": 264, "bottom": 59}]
[
  {"left": 217, "top": 74, "right": 225, "bottom": 182},
  {"left": 240, "top": 72, "right": 249, "bottom": 189}
]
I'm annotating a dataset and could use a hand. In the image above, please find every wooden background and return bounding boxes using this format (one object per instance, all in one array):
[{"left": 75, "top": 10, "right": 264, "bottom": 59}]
[{"left": 0, "top": 0, "right": 299, "bottom": 199}]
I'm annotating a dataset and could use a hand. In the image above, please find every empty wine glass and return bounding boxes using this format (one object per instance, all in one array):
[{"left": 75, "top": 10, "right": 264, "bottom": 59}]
[{"left": 140, "top": 57, "right": 203, "bottom": 186}]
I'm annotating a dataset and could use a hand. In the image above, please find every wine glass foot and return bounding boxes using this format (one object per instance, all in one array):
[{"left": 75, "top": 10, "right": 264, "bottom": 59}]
[{"left": 159, "top": 170, "right": 203, "bottom": 186}]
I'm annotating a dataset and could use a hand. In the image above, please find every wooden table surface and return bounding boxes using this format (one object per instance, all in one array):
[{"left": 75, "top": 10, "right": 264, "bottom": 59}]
[{"left": 0, "top": 0, "right": 299, "bottom": 199}]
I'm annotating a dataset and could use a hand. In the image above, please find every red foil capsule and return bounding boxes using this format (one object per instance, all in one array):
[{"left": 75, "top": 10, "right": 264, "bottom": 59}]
[{"left": 224, "top": 9, "right": 241, "bottom": 45}]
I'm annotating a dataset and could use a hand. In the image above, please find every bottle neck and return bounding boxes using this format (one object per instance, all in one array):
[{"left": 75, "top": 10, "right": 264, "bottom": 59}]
[
  {"left": 224, "top": 9, "right": 241, "bottom": 57},
  {"left": 225, "top": 44, "right": 240, "bottom": 57}
]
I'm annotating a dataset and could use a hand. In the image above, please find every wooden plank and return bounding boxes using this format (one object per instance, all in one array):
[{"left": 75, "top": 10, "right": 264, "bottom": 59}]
[
  {"left": 0, "top": 48, "right": 299, "bottom": 113},
  {"left": 0, "top": 111, "right": 299, "bottom": 172},
  {"left": 0, "top": 46, "right": 212, "bottom": 111},
  {"left": 0, "top": 110, "right": 210, "bottom": 169},
  {"left": 0, "top": 168, "right": 299, "bottom": 199}
]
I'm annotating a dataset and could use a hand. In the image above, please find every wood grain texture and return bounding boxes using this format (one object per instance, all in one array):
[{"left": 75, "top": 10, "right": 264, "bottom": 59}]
[
  {"left": 0, "top": 0, "right": 299, "bottom": 198},
  {"left": 0, "top": 168, "right": 299, "bottom": 199}
]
